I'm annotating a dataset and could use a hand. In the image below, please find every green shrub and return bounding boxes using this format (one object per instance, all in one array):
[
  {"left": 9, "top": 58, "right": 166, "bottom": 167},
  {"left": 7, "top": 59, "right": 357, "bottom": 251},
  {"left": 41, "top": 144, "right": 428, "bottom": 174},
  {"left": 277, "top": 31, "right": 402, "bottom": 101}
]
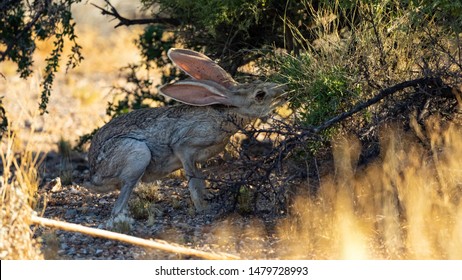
[
  {"left": 270, "top": 0, "right": 461, "bottom": 127},
  {"left": 275, "top": 53, "right": 359, "bottom": 127}
]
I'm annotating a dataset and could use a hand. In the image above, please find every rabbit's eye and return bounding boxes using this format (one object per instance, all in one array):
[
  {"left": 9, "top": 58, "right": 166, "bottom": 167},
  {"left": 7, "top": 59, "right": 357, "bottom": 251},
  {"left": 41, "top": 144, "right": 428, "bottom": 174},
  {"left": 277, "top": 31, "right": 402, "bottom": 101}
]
[{"left": 255, "top": 90, "right": 266, "bottom": 101}]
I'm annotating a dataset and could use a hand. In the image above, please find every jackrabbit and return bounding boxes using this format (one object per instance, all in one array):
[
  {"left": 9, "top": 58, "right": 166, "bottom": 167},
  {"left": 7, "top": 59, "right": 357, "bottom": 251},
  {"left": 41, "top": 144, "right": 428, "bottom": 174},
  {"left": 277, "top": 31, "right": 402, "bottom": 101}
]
[{"left": 86, "top": 48, "right": 287, "bottom": 227}]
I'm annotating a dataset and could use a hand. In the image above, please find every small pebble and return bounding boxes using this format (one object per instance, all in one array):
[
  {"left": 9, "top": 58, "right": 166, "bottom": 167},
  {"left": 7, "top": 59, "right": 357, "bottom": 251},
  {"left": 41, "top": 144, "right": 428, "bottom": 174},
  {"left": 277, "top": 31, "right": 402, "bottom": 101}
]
[{"left": 64, "top": 209, "right": 77, "bottom": 219}]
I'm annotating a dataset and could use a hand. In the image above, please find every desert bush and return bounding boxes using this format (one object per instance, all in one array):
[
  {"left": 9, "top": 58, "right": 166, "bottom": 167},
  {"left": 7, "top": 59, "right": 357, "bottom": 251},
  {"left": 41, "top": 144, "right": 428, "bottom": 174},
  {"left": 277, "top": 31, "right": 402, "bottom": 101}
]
[
  {"left": 225, "top": 0, "right": 462, "bottom": 209},
  {"left": 80, "top": 0, "right": 460, "bottom": 148},
  {"left": 269, "top": 0, "right": 461, "bottom": 130}
]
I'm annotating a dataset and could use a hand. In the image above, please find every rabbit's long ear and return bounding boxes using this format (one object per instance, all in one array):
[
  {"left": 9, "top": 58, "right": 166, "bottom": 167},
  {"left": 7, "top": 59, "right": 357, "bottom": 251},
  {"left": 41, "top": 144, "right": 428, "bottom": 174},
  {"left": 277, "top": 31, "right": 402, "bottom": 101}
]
[
  {"left": 168, "top": 48, "right": 238, "bottom": 89},
  {"left": 159, "top": 80, "right": 234, "bottom": 106}
]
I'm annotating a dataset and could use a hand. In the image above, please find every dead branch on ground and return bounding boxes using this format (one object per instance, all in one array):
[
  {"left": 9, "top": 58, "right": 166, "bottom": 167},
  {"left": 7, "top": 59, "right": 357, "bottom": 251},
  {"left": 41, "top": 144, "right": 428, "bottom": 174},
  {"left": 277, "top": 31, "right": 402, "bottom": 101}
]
[{"left": 31, "top": 215, "right": 240, "bottom": 260}]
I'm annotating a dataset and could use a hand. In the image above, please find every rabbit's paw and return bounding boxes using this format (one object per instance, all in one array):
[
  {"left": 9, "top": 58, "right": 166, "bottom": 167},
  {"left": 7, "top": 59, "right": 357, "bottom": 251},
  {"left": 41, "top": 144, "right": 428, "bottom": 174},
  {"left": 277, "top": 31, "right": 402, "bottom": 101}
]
[
  {"left": 190, "top": 194, "right": 210, "bottom": 213},
  {"left": 106, "top": 211, "right": 134, "bottom": 233}
]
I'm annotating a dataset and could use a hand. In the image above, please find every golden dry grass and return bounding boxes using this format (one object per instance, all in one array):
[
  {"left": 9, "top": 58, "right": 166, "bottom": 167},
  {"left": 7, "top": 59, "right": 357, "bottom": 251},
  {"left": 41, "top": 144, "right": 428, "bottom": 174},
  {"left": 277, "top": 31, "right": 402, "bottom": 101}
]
[
  {"left": 0, "top": 129, "right": 43, "bottom": 260},
  {"left": 275, "top": 117, "right": 462, "bottom": 259}
]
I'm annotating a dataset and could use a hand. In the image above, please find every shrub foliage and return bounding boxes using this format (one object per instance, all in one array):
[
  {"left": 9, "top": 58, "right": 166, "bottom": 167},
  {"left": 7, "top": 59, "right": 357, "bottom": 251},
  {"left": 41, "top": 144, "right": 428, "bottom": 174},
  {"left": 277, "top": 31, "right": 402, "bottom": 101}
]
[{"left": 0, "top": 0, "right": 83, "bottom": 137}]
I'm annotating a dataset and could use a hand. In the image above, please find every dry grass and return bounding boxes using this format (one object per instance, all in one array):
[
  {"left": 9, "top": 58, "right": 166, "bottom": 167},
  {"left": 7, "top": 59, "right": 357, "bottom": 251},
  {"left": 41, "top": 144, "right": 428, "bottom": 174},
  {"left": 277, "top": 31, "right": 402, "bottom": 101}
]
[
  {"left": 0, "top": 129, "right": 43, "bottom": 260},
  {"left": 263, "top": 2, "right": 462, "bottom": 259},
  {"left": 275, "top": 117, "right": 462, "bottom": 259},
  {"left": 201, "top": 117, "right": 462, "bottom": 260}
]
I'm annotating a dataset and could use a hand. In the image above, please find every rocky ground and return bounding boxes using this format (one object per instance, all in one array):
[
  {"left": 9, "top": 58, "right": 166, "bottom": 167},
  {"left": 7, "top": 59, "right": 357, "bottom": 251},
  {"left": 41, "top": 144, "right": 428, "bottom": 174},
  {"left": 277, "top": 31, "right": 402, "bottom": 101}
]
[{"left": 34, "top": 150, "right": 284, "bottom": 260}]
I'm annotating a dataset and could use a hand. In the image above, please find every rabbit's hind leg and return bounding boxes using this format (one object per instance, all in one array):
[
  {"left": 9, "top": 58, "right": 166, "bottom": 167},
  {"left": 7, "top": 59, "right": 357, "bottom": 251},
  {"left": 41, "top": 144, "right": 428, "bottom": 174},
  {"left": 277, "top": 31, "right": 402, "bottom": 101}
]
[{"left": 106, "top": 139, "right": 152, "bottom": 231}]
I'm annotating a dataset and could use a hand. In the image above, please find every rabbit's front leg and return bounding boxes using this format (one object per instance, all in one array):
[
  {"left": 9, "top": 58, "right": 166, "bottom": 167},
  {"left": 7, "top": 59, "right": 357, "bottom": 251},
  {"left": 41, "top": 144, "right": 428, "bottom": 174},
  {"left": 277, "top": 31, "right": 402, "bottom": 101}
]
[
  {"left": 177, "top": 152, "right": 209, "bottom": 212},
  {"left": 188, "top": 175, "right": 209, "bottom": 212}
]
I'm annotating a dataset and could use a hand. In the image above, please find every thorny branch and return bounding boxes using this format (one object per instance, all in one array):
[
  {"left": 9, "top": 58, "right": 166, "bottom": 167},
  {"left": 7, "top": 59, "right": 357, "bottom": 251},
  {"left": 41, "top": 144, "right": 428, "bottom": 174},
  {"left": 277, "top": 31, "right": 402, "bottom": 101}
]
[
  {"left": 313, "top": 77, "right": 450, "bottom": 132},
  {"left": 259, "top": 77, "right": 449, "bottom": 165},
  {"left": 92, "top": 0, "right": 180, "bottom": 28}
]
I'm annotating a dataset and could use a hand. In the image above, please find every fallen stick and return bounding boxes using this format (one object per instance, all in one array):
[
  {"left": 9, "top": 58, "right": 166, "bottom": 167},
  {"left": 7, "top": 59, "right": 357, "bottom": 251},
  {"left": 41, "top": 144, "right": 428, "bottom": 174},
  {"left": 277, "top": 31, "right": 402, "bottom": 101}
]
[{"left": 31, "top": 215, "right": 240, "bottom": 260}]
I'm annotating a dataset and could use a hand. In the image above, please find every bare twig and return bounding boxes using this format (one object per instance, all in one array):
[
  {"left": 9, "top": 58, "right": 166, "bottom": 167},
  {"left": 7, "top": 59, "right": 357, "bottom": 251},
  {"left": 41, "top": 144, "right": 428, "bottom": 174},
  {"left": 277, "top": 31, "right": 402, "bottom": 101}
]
[
  {"left": 31, "top": 215, "right": 240, "bottom": 260},
  {"left": 92, "top": 0, "right": 180, "bottom": 28},
  {"left": 363, "top": 6, "right": 386, "bottom": 68}
]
